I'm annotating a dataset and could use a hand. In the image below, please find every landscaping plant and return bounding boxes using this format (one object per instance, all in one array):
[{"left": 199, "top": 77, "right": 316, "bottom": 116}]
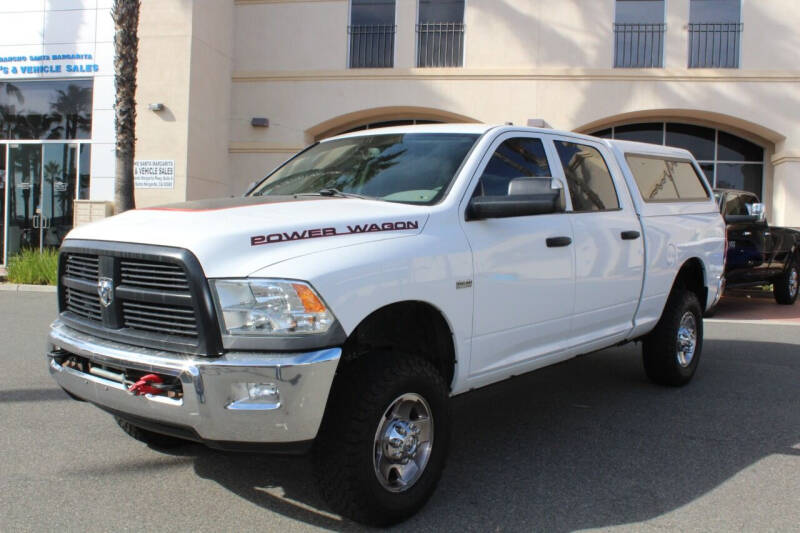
[{"left": 6, "top": 248, "right": 59, "bottom": 285}]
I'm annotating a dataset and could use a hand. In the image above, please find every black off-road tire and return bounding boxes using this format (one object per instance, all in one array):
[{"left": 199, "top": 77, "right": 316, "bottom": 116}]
[
  {"left": 114, "top": 416, "right": 187, "bottom": 449},
  {"left": 642, "top": 290, "right": 704, "bottom": 387},
  {"left": 773, "top": 260, "right": 798, "bottom": 305},
  {"left": 313, "top": 353, "right": 450, "bottom": 527}
]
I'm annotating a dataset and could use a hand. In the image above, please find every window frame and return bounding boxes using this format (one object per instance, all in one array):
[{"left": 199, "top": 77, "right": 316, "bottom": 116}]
[
  {"left": 550, "top": 138, "right": 623, "bottom": 214},
  {"left": 462, "top": 132, "right": 570, "bottom": 219},
  {"left": 415, "top": 0, "right": 467, "bottom": 68},
  {"left": 347, "top": 0, "right": 398, "bottom": 69},
  {"left": 624, "top": 153, "right": 713, "bottom": 203},
  {"left": 612, "top": 0, "right": 667, "bottom": 68}
]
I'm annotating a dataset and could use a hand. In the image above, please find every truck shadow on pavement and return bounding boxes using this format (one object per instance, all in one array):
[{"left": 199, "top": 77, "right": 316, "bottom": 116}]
[{"left": 177, "top": 338, "right": 799, "bottom": 531}]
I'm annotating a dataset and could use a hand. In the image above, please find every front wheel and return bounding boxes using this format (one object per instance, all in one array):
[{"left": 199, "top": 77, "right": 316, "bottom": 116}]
[
  {"left": 773, "top": 260, "right": 798, "bottom": 305},
  {"left": 313, "top": 353, "right": 450, "bottom": 526},
  {"left": 642, "top": 290, "right": 704, "bottom": 387}
]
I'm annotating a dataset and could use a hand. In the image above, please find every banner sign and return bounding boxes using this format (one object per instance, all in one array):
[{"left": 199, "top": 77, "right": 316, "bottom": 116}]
[
  {"left": 134, "top": 160, "right": 175, "bottom": 189},
  {"left": 0, "top": 53, "right": 100, "bottom": 77}
]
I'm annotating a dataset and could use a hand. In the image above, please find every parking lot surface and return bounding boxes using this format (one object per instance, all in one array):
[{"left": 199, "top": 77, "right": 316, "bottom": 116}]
[{"left": 1, "top": 291, "right": 798, "bottom": 532}]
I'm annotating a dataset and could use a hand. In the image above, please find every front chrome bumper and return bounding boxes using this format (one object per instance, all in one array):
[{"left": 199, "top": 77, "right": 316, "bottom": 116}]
[{"left": 47, "top": 320, "right": 341, "bottom": 446}]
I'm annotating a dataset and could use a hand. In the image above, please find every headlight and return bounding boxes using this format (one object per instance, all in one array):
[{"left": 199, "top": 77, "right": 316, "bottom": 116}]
[{"left": 211, "top": 279, "right": 336, "bottom": 336}]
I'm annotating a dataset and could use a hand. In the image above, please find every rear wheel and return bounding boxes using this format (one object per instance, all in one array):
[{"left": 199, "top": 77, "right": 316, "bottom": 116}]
[
  {"left": 773, "top": 260, "right": 798, "bottom": 305},
  {"left": 642, "top": 290, "right": 703, "bottom": 386},
  {"left": 313, "top": 353, "right": 449, "bottom": 526},
  {"left": 114, "top": 416, "right": 187, "bottom": 449}
]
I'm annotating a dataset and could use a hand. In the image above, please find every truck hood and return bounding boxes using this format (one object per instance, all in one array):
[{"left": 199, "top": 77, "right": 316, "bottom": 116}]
[{"left": 65, "top": 196, "right": 429, "bottom": 278}]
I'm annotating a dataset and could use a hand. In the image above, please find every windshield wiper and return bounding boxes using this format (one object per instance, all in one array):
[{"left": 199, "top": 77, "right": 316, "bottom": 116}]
[{"left": 299, "top": 188, "right": 374, "bottom": 200}]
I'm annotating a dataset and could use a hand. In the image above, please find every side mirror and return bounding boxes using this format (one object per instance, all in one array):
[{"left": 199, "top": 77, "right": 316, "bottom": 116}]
[
  {"left": 467, "top": 178, "right": 563, "bottom": 220},
  {"left": 748, "top": 202, "right": 766, "bottom": 222}
]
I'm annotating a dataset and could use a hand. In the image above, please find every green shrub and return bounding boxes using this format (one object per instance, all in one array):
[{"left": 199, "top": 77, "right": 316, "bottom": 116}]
[{"left": 6, "top": 248, "right": 59, "bottom": 285}]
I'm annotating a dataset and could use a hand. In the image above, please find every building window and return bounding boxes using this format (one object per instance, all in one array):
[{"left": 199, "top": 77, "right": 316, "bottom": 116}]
[
  {"left": 416, "top": 0, "right": 465, "bottom": 67},
  {"left": 688, "top": 0, "right": 742, "bottom": 68},
  {"left": 340, "top": 119, "right": 442, "bottom": 136},
  {"left": 349, "top": 0, "right": 396, "bottom": 68},
  {"left": 0, "top": 80, "right": 92, "bottom": 140},
  {"left": 614, "top": 0, "right": 665, "bottom": 68},
  {"left": 591, "top": 122, "right": 764, "bottom": 196}
]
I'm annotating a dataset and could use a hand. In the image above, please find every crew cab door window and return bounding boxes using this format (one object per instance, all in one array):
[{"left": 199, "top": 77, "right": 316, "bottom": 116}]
[
  {"left": 554, "top": 141, "right": 620, "bottom": 211},
  {"left": 473, "top": 137, "right": 551, "bottom": 197}
]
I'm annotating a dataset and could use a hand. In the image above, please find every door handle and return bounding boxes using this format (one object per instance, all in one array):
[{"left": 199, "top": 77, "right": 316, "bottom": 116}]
[
  {"left": 621, "top": 230, "right": 640, "bottom": 240},
  {"left": 32, "top": 214, "right": 40, "bottom": 228},
  {"left": 42, "top": 216, "right": 50, "bottom": 229},
  {"left": 546, "top": 236, "right": 572, "bottom": 248}
]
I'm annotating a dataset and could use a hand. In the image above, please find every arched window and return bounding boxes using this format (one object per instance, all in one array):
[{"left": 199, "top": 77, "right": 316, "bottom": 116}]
[
  {"left": 340, "top": 118, "right": 443, "bottom": 135},
  {"left": 591, "top": 122, "right": 764, "bottom": 196}
]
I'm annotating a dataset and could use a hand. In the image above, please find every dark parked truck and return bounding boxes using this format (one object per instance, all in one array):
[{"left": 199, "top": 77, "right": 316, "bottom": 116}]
[{"left": 715, "top": 188, "right": 800, "bottom": 304}]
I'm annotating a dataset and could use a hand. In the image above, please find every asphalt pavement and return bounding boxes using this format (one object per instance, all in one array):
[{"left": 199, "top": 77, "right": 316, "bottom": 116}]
[{"left": 1, "top": 291, "right": 798, "bottom": 532}]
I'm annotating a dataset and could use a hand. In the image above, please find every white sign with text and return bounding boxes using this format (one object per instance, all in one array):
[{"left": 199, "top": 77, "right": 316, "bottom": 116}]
[{"left": 134, "top": 160, "right": 175, "bottom": 189}]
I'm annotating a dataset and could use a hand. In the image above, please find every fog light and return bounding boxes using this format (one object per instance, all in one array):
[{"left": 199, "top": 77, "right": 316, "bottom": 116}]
[
  {"left": 227, "top": 382, "right": 281, "bottom": 410},
  {"left": 248, "top": 383, "right": 279, "bottom": 402}
]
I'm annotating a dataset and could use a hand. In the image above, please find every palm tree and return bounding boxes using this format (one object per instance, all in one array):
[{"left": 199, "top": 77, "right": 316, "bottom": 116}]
[{"left": 111, "top": 0, "right": 140, "bottom": 213}]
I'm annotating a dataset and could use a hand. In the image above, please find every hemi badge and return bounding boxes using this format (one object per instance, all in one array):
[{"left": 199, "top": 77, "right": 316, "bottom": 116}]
[{"left": 456, "top": 280, "right": 473, "bottom": 289}]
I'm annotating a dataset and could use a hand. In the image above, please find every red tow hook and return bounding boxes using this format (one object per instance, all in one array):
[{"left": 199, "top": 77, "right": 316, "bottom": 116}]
[{"left": 129, "top": 374, "right": 165, "bottom": 396}]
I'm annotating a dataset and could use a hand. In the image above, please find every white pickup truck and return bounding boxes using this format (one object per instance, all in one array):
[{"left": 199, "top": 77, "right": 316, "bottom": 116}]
[{"left": 48, "top": 124, "right": 725, "bottom": 525}]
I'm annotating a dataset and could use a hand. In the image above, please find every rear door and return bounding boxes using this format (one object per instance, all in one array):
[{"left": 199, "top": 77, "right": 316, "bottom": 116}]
[
  {"left": 550, "top": 136, "right": 644, "bottom": 344},
  {"left": 460, "top": 133, "right": 575, "bottom": 379}
]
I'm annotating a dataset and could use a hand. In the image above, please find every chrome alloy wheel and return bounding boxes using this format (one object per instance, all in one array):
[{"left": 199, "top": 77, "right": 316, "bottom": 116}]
[
  {"left": 676, "top": 311, "right": 698, "bottom": 368},
  {"left": 373, "top": 393, "right": 434, "bottom": 493},
  {"left": 789, "top": 268, "right": 798, "bottom": 298}
]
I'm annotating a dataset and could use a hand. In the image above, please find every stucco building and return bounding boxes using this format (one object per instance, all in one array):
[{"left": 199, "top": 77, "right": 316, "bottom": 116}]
[{"left": 1, "top": 0, "right": 798, "bottom": 266}]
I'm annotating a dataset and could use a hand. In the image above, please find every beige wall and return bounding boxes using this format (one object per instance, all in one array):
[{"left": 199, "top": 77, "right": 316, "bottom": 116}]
[
  {"left": 136, "top": 0, "right": 234, "bottom": 206},
  {"left": 185, "top": 0, "right": 234, "bottom": 199},
  {"left": 135, "top": 0, "right": 194, "bottom": 207},
  {"left": 134, "top": 0, "right": 800, "bottom": 224}
]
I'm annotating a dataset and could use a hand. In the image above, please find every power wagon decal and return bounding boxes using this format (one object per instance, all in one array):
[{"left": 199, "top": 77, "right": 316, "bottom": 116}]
[{"left": 250, "top": 220, "right": 420, "bottom": 246}]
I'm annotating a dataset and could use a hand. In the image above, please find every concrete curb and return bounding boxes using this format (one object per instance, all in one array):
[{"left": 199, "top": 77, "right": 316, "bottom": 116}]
[
  {"left": 705, "top": 318, "right": 799, "bottom": 326},
  {"left": 0, "top": 283, "right": 57, "bottom": 293}
]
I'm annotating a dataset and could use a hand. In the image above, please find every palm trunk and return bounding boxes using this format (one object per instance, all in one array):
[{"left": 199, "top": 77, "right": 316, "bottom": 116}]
[{"left": 112, "top": 0, "right": 140, "bottom": 213}]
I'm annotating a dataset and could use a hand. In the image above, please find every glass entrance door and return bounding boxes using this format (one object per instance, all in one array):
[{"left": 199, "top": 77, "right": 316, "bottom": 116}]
[
  {"left": 42, "top": 143, "right": 77, "bottom": 249},
  {"left": 7, "top": 144, "right": 42, "bottom": 258},
  {"left": 5, "top": 143, "right": 77, "bottom": 261}
]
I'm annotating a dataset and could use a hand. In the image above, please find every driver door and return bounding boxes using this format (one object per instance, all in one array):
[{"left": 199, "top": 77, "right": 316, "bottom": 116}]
[{"left": 460, "top": 134, "right": 575, "bottom": 381}]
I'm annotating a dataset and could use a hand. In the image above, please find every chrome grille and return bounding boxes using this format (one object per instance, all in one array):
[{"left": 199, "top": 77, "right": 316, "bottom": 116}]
[
  {"left": 120, "top": 259, "right": 190, "bottom": 291},
  {"left": 64, "top": 254, "right": 99, "bottom": 282},
  {"left": 122, "top": 301, "right": 198, "bottom": 337},
  {"left": 64, "top": 286, "right": 102, "bottom": 321}
]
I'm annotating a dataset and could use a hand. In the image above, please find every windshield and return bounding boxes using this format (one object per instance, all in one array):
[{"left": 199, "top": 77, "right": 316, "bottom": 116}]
[{"left": 249, "top": 133, "right": 480, "bottom": 204}]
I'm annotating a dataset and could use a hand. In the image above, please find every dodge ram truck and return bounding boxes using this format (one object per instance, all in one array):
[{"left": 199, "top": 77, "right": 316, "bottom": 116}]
[{"left": 48, "top": 125, "right": 725, "bottom": 526}]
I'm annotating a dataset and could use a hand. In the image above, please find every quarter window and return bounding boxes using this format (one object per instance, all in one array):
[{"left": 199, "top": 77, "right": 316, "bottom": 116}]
[
  {"left": 626, "top": 155, "right": 710, "bottom": 202},
  {"left": 474, "top": 138, "right": 550, "bottom": 197},
  {"left": 554, "top": 141, "right": 620, "bottom": 212}
]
